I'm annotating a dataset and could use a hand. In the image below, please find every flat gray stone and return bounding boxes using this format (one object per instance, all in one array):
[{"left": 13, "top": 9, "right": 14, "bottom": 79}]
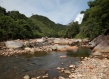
[{"left": 5, "top": 41, "right": 23, "bottom": 48}]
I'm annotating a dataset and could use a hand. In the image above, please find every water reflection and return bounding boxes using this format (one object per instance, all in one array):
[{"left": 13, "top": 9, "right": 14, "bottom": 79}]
[
  {"left": 0, "top": 47, "right": 91, "bottom": 79},
  {"left": 19, "top": 51, "right": 48, "bottom": 58},
  {"left": 67, "top": 47, "right": 91, "bottom": 57}
]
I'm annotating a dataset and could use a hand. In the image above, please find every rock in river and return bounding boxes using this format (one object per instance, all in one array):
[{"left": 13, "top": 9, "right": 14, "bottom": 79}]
[
  {"left": 5, "top": 41, "right": 23, "bottom": 48},
  {"left": 23, "top": 75, "right": 30, "bottom": 79}
]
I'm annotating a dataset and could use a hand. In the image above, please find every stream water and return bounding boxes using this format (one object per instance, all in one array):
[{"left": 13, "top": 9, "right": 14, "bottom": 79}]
[{"left": 0, "top": 47, "right": 91, "bottom": 79}]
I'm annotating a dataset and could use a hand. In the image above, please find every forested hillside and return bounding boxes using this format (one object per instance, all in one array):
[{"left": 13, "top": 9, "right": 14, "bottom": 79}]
[
  {"left": 0, "top": 6, "right": 66, "bottom": 41},
  {"left": 0, "top": 0, "right": 109, "bottom": 41},
  {"left": 30, "top": 15, "right": 66, "bottom": 37},
  {"left": 64, "top": 0, "right": 109, "bottom": 40},
  {"left": 77, "top": 0, "right": 109, "bottom": 40},
  {"left": 64, "top": 0, "right": 109, "bottom": 39}
]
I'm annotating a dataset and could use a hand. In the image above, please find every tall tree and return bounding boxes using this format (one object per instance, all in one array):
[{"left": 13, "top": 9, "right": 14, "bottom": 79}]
[
  {"left": 78, "top": 0, "right": 109, "bottom": 39},
  {"left": 64, "top": 21, "right": 79, "bottom": 38}
]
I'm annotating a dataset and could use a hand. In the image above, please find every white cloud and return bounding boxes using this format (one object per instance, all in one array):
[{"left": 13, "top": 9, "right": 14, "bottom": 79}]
[
  {"left": 74, "top": 13, "right": 84, "bottom": 24},
  {"left": 0, "top": 0, "right": 89, "bottom": 25}
]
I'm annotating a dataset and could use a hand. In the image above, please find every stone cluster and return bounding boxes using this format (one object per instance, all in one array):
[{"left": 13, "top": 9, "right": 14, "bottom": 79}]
[
  {"left": 23, "top": 57, "right": 109, "bottom": 79},
  {"left": 0, "top": 38, "right": 88, "bottom": 56},
  {"left": 56, "top": 57, "right": 109, "bottom": 79},
  {"left": 23, "top": 74, "right": 49, "bottom": 79}
]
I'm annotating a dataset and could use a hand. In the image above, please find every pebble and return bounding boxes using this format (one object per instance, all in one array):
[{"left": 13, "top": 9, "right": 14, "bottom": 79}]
[
  {"left": 42, "top": 75, "right": 48, "bottom": 78},
  {"left": 59, "top": 76, "right": 65, "bottom": 79},
  {"left": 61, "top": 63, "right": 64, "bottom": 65},
  {"left": 31, "top": 77, "right": 36, "bottom": 79},
  {"left": 23, "top": 75, "right": 30, "bottom": 79},
  {"left": 69, "top": 74, "right": 75, "bottom": 78},
  {"left": 72, "top": 57, "right": 109, "bottom": 79},
  {"left": 69, "top": 64, "right": 75, "bottom": 68},
  {"left": 64, "top": 70, "right": 71, "bottom": 74},
  {"left": 36, "top": 76, "right": 41, "bottom": 79},
  {"left": 56, "top": 67, "right": 61, "bottom": 70},
  {"left": 56, "top": 57, "right": 109, "bottom": 79}
]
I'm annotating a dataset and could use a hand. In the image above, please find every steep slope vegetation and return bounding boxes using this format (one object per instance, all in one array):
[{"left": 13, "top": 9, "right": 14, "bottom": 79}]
[
  {"left": 64, "top": 0, "right": 109, "bottom": 40},
  {"left": 0, "top": 6, "right": 66, "bottom": 41},
  {"left": 30, "top": 15, "right": 66, "bottom": 37},
  {"left": 78, "top": 0, "right": 109, "bottom": 39}
]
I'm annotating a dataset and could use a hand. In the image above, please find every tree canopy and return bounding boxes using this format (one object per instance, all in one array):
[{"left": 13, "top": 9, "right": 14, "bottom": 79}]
[
  {"left": 65, "top": 0, "right": 109, "bottom": 40},
  {"left": 0, "top": 6, "right": 66, "bottom": 41},
  {"left": 64, "top": 21, "right": 79, "bottom": 38},
  {"left": 0, "top": 0, "right": 109, "bottom": 41}
]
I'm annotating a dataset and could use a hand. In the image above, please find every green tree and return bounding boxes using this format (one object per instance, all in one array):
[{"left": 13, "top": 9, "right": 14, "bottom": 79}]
[
  {"left": 64, "top": 22, "right": 80, "bottom": 38},
  {"left": 0, "top": 6, "right": 67, "bottom": 41},
  {"left": 0, "top": 6, "right": 6, "bottom": 16},
  {"left": 8, "top": 11, "right": 27, "bottom": 20},
  {"left": 78, "top": 0, "right": 109, "bottom": 39},
  {"left": 0, "top": 15, "right": 15, "bottom": 40}
]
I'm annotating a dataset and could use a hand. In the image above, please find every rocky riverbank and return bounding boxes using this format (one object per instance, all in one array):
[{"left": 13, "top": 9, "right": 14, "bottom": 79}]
[
  {"left": 0, "top": 38, "right": 89, "bottom": 56},
  {"left": 22, "top": 57, "right": 109, "bottom": 79},
  {"left": 89, "top": 34, "right": 109, "bottom": 58},
  {"left": 21, "top": 36, "right": 109, "bottom": 79},
  {"left": 1, "top": 36, "right": 109, "bottom": 79},
  {"left": 0, "top": 35, "right": 109, "bottom": 57},
  {"left": 57, "top": 57, "right": 109, "bottom": 79}
]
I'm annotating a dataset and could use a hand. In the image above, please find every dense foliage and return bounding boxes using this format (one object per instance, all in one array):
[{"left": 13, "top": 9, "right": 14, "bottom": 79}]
[
  {"left": 30, "top": 15, "right": 66, "bottom": 37},
  {"left": 0, "top": 6, "right": 66, "bottom": 41},
  {"left": 0, "top": 0, "right": 109, "bottom": 41},
  {"left": 64, "top": 0, "right": 109, "bottom": 40},
  {"left": 77, "top": 0, "right": 109, "bottom": 40},
  {"left": 64, "top": 21, "right": 79, "bottom": 38}
]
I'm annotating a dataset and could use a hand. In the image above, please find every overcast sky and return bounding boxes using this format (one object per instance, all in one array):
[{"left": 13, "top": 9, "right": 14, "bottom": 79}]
[{"left": 0, "top": 0, "right": 89, "bottom": 25}]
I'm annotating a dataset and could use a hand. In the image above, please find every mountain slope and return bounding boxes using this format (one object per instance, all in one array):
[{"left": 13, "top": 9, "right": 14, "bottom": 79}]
[
  {"left": 0, "top": 6, "right": 66, "bottom": 41},
  {"left": 30, "top": 14, "right": 66, "bottom": 37}
]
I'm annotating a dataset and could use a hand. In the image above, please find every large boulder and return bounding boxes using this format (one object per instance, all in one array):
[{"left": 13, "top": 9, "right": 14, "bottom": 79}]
[
  {"left": 50, "top": 45, "right": 57, "bottom": 50},
  {"left": 53, "top": 38, "right": 61, "bottom": 44},
  {"left": 89, "top": 35, "right": 105, "bottom": 48},
  {"left": 90, "top": 35, "right": 109, "bottom": 52},
  {"left": 36, "top": 38, "right": 44, "bottom": 42},
  {"left": 93, "top": 40, "right": 109, "bottom": 52},
  {"left": 56, "top": 45, "right": 66, "bottom": 50},
  {"left": 56, "top": 45, "right": 67, "bottom": 51},
  {"left": 68, "top": 39, "right": 73, "bottom": 45},
  {"left": 5, "top": 41, "right": 23, "bottom": 48},
  {"left": 71, "top": 39, "right": 82, "bottom": 46},
  {"left": 66, "top": 46, "right": 79, "bottom": 52},
  {"left": 58, "top": 39, "right": 69, "bottom": 45},
  {"left": 35, "top": 42, "right": 43, "bottom": 47},
  {"left": 92, "top": 51, "right": 102, "bottom": 56},
  {"left": 47, "top": 38, "right": 54, "bottom": 44},
  {"left": 53, "top": 38, "right": 69, "bottom": 45}
]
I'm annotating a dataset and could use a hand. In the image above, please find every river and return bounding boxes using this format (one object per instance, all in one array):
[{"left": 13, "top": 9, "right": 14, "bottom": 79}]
[{"left": 0, "top": 47, "right": 91, "bottom": 79}]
